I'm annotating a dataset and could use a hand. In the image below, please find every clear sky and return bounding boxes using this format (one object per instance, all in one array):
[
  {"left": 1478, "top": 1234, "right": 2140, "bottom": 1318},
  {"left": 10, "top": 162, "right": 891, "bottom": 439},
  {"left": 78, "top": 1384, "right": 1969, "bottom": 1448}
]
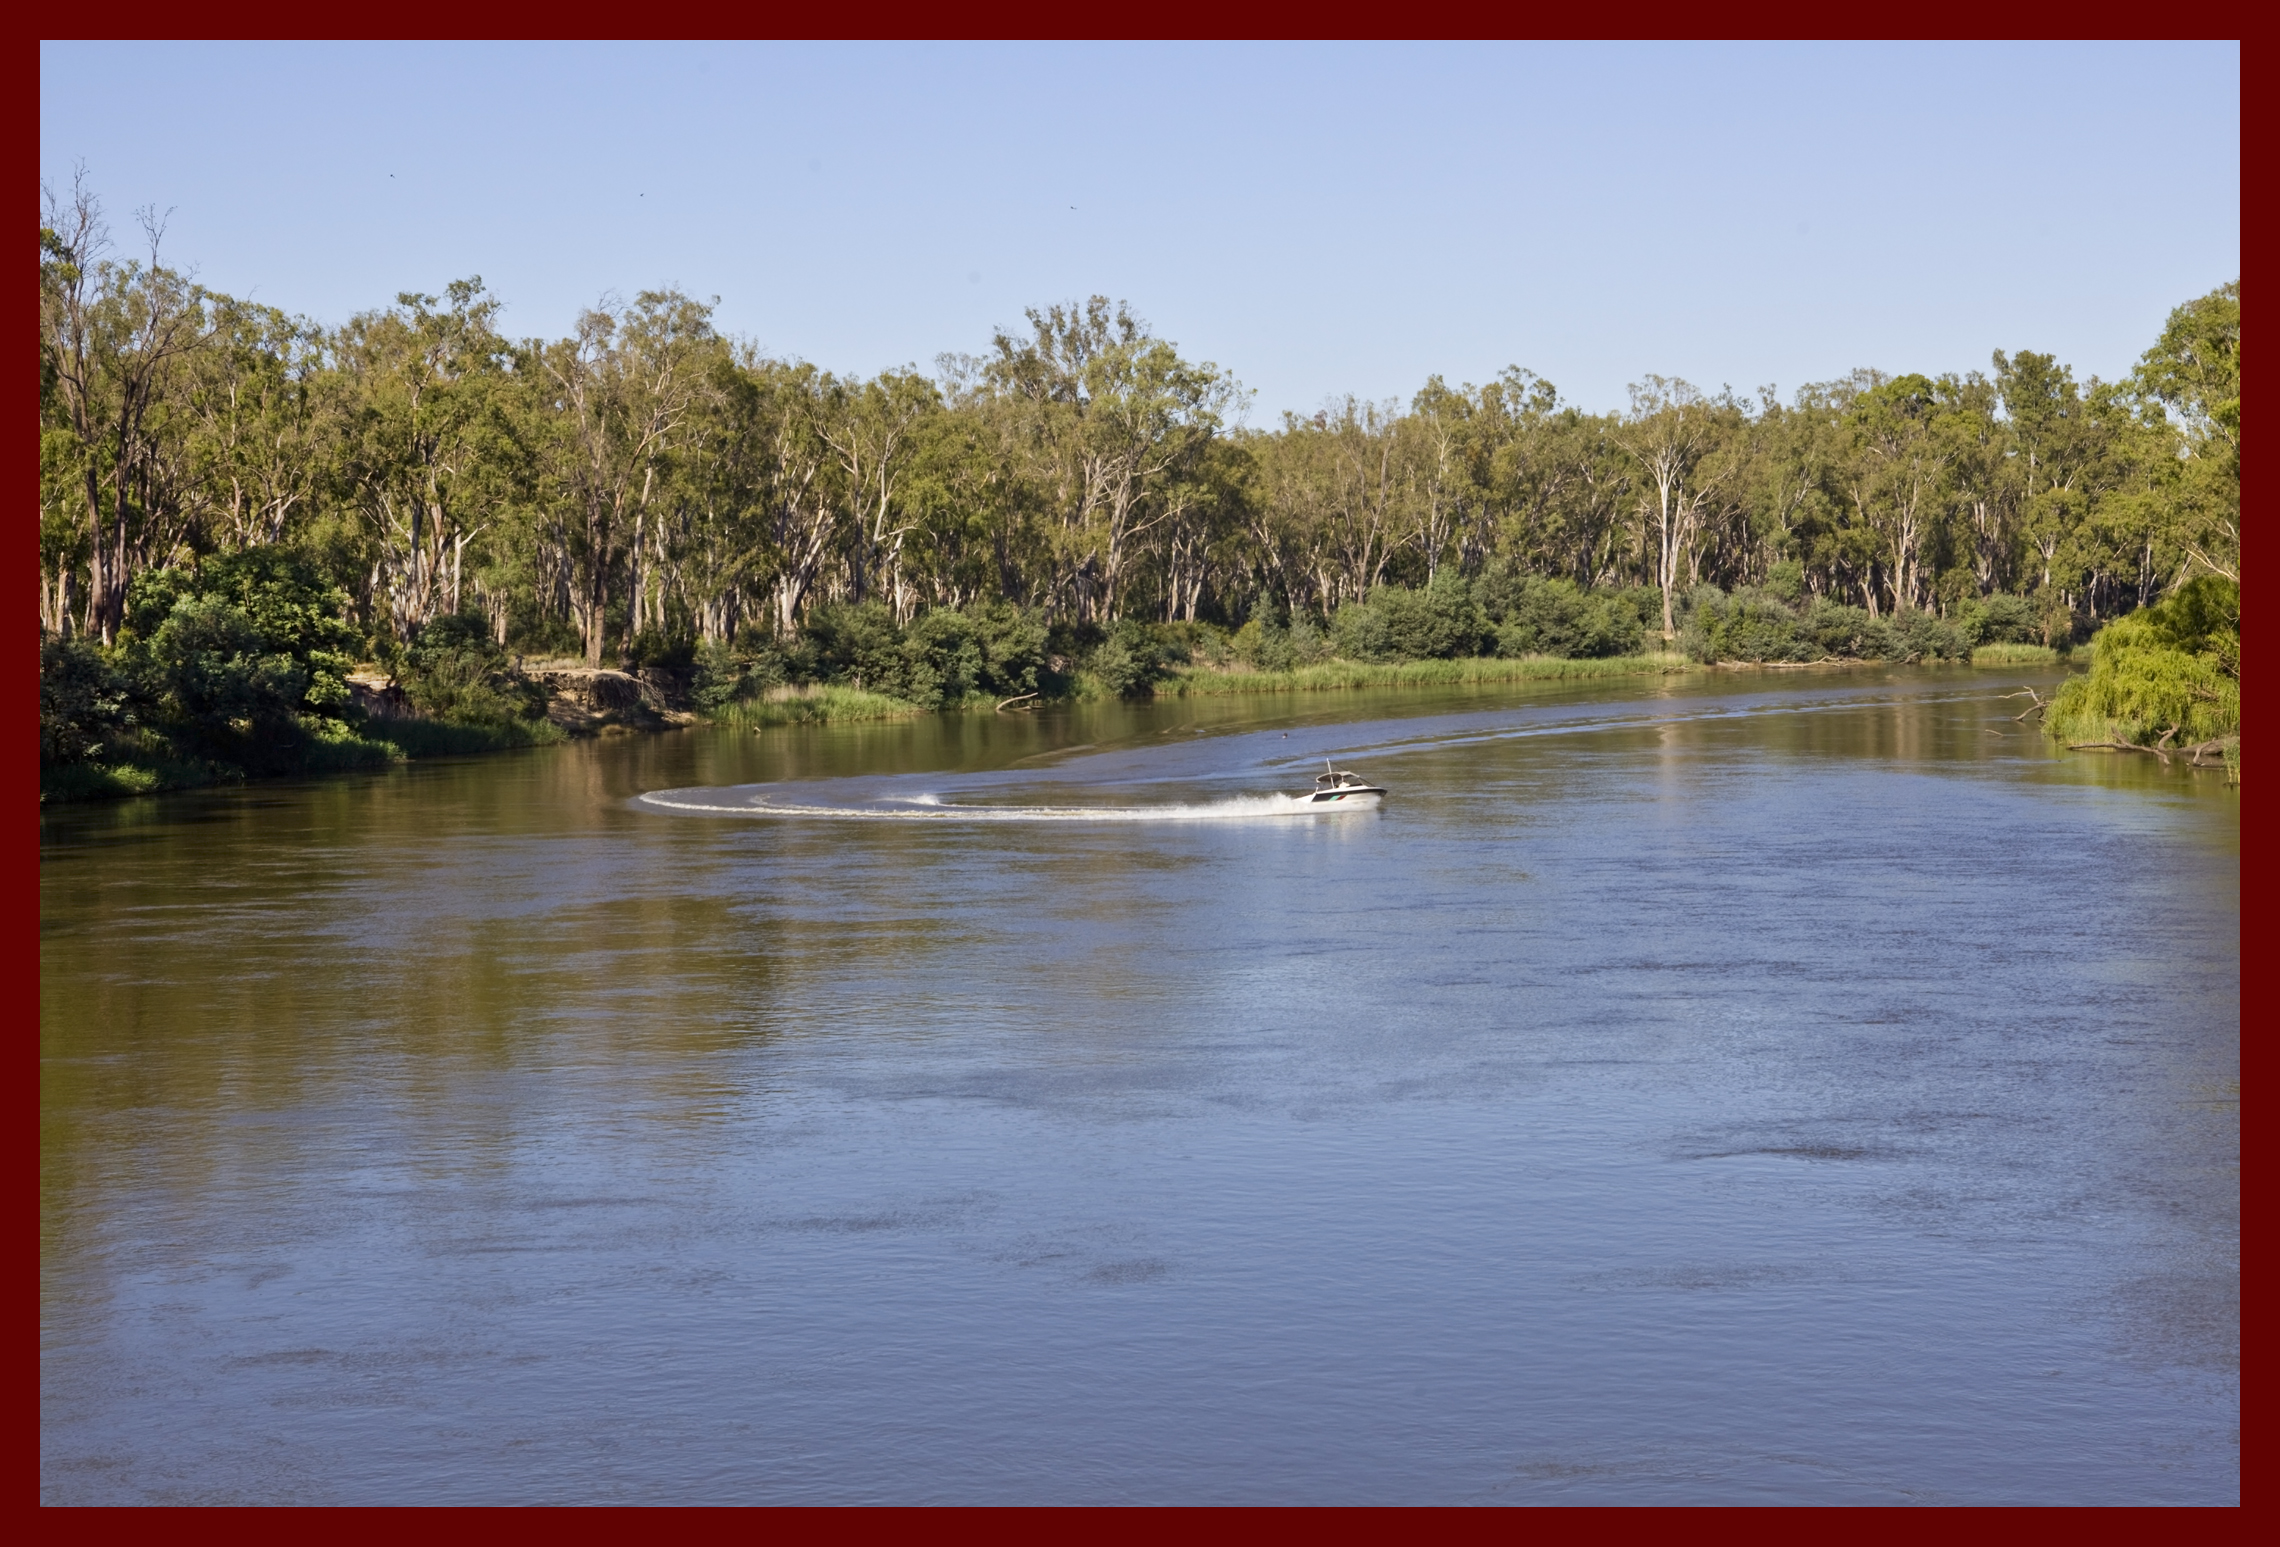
[{"left": 41, "top": 40, "right": 2238, "bottom": 422}]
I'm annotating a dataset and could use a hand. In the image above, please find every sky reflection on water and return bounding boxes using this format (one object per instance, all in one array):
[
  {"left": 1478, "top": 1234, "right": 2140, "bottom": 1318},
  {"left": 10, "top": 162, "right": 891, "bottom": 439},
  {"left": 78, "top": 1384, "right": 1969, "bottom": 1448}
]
[{"left": 41, "top": 668, "right": 2238, "bottom": 1503}]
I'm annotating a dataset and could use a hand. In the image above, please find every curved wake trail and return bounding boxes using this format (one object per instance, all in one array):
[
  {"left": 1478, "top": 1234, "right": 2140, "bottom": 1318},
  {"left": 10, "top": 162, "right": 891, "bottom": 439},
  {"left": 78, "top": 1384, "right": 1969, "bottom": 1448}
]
[{"left": 636, "top": 791, "right": 1370, "bottom": 822}]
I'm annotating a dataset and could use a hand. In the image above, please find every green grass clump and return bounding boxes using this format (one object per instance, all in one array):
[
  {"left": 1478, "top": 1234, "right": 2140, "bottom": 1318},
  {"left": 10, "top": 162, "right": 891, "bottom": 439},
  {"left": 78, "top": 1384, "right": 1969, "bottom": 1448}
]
[
  {"left": 715, "top": 684, "right": 928, "bottom": 727},
  {"left": 1152, "top": 653, "right": 1690, "bottom": 697},
  {"left": 41, "top": 756, "right": 233, "bottom": 802},
  {"left": 367, "top": 717, "right": 566, "bottom": 757},
  {"left": 1971, "top": 643, "right": 2065, "bottom": 666}
]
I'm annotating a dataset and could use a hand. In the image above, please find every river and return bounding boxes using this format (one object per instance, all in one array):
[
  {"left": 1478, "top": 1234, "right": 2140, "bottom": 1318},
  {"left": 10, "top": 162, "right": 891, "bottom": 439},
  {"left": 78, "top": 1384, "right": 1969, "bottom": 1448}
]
[{"left": 39, "top": 667, "right": 2239, "bottom": 1504}]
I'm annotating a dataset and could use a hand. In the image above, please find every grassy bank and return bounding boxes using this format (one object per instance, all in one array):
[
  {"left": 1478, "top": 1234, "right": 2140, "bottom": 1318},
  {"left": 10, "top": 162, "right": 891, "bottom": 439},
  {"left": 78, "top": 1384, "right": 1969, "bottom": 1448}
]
[
  {"left": 1970, "top": 643, "right": 2067, "bottom": 666},
  {"left": 366, "top": 717, "right": 568, "bottom": 757},
  {"left": 715, "top": 684, "right": 929, "bottom": 728},
  {"left": 40, "top": 714, "right": 577, "bottom": 803},
  {"left": 1150, "top": 653, "right": 1691, "bottom": 697}
]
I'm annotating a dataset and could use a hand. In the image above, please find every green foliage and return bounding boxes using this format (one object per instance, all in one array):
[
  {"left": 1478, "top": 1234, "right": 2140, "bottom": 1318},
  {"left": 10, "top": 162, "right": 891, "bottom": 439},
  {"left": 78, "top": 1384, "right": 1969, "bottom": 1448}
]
[
  {"left": 692, "top": 639, "right": 785, "bottom": 714},
  {"left": 146, "top": 596, "right": 312, "bottom": 744},
  {"left": 791, "top": 600, "right": 1052, "bottom": 709},
  {"left": 1481, "top": 575, "right": 1649, "bottom": 659},
  {"left": 1161, "top": 653, "right": 1688, "bottom": 695},
  {"left": 2045, "top": 576, "right": 2239, "bottom": 747},
  {"left": 1333, "top": 571, "right": 1488, "bottom": 661},
  {"left": 366, "top": 717, "right": 564, "bottom": 757},
  {"left": 33, "top": 185, "right": 2247, "bottom": 784},
  {"left": 1682, "top": 589, "right": 1970, "bottom": 664},
  {"left": 1764, "top": 561, "right": 1808, "bottom": 606},
  {"left": 123, "top": 549, "right": 360, "bottom": 714},
  {"left": 1232, "top": 601, "right": 1333, "bottom": 672},
  {"left": 40, "top": 637, "right": 134, "bottom": 765},
  {"left": 1090, "top": 619, "right": 1171, "bottom": 699},
  {"left": 716, "top": 685, "right": 926, "bottom": 728},
  {"left": 1971, "top": 643, "right": 2061, "bottom": 666},
  {"left": 967, "top": 602, "right": 1054, "bottom": 699},
  {"left": 1953, "top": 592, "right": 2038, "bottom": 646},
  {"left": 399, "top": 613, "right": 547, "bottom": 726}
]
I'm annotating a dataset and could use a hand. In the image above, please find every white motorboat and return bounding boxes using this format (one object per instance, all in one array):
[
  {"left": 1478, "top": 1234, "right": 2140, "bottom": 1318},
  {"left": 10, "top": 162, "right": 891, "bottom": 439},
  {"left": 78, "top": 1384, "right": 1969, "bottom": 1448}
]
[{"left": 1303, "top": 759, "right": 1386, "bottom": 805}]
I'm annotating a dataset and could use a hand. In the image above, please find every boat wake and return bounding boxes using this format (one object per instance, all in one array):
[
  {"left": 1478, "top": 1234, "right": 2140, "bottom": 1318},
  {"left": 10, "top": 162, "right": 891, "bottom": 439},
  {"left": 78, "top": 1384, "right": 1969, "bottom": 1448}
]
[{"left": 635, "top": 790, "right": 1374, "bottom": 822}]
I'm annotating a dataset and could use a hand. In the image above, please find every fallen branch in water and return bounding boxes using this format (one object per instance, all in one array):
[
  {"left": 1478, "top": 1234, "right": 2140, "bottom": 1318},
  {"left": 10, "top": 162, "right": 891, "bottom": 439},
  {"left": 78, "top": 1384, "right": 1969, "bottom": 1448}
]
[
  {"left": 2067, "top": 727, "right": 2235, "bottom": 770},
  {"left": 995, "top": 691, "right": 1039, "bottom": 712},
  {"left": 2070, "top": 739, "right": 2171, "bottom": 762},
  {"left": 2002, "top": 687, "right": 2049, "bottom": 721}
]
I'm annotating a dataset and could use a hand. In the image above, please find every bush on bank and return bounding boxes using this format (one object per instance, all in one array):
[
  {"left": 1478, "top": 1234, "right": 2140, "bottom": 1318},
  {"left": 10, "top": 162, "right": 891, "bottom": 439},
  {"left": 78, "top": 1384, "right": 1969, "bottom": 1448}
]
[
  {"left": 46, "top": 550, "right": 2129, "bottom": 801},
  {"left": 38, "top": 552, "right": 572, "bottom": 801},
  {"left": 2044, "top": 575, "right": 2239, "bottom": 752}
]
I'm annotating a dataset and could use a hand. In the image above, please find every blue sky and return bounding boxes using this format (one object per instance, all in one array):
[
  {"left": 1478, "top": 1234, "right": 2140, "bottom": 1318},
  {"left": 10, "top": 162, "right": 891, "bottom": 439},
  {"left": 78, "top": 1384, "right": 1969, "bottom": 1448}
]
[{"left": 41, "top": 41, "right": 2237, "bottom": 422}]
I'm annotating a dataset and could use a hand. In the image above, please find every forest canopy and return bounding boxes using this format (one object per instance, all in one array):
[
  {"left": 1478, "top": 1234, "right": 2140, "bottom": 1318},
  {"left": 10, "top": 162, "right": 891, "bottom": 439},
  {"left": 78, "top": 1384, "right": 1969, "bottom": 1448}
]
[{"left": 41, "top": 176, "right": 2238, "bottom": 681}]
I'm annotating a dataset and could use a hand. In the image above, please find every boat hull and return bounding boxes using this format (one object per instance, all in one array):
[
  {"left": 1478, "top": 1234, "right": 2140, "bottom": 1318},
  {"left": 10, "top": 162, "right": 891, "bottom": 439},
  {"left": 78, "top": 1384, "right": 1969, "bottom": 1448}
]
[{"left": 1304, "top": 787, "right": 1385, "bottom": 805}]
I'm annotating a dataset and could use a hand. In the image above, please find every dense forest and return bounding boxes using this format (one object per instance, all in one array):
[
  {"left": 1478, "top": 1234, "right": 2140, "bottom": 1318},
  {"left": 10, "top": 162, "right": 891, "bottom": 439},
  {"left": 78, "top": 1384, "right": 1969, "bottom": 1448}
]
[{"left": 39, "top": 172, "right": 2241, "bottom": 794}]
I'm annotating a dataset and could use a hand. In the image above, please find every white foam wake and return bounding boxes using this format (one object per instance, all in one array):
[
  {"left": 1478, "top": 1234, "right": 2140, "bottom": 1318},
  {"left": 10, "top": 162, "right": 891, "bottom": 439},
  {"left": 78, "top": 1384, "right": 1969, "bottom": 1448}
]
[{"left": 636, "top": 790, "right": 1378, "bottom": 822}]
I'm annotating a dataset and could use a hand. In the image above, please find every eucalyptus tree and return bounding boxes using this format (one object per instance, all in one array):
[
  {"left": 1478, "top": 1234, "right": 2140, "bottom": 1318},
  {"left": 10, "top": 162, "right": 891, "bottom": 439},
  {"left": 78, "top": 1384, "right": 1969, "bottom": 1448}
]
[
  {"left": 1404, "top": 376, "right": 1491, "bottom": 581},
  {"left": 1995, "top": 350, "right": 2105, "bottom": 606},
  {"left": 750, "top": 359, "right": 837, "bottom": 639},
  {"left": 331, "top": 281, "right": 521, "bottom": 637},
  {"left": 982, "top": 297, "right": 1237, "bottom": 622},
  {"left": 650, "top": 347, "right": 776, "bottom": 645},
  {"left": 1614, "top": 377, "right": 1723, "bottom": 638},
  {"left": 1250, "top": 399, "right": 1413, "bottom": 615},
  {"left": 2130, "top": 281, "right": 2239, "bottom": 583},
  {"left": 40, "top": 175, "right": 212, "bottom": 643},
  {"left": 1152, "top": 438, "right": 1251, "bottom": 622},
  {"left": 1840, "top": 373, "right": 1951, "bottom": 613},
  {"left": 182, "top": 299, "right": 330, "bottom": 555},
  {"left": 817, "top": 368, "right": 941, "bottom": 622},
  {"left": 1932, "top": 372, "right": 2010, "bottom": 598},
  {"left": 532, "top": 290, "right": 719, "bottom": 664}
]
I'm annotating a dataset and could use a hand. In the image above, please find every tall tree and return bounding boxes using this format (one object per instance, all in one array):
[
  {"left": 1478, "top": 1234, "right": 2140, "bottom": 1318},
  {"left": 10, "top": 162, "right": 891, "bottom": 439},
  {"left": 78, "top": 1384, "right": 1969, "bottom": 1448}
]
[{"left": 40, "top": 174, "right": 211, "bottom": 643}]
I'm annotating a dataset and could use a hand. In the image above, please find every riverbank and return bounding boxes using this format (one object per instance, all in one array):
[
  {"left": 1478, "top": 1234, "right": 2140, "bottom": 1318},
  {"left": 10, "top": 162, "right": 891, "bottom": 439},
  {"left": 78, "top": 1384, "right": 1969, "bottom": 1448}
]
[
  {"left": 40, "top": 646, "right": 2088, "bottom": 804},
  {"left": 1150, "top": 652, "right": 1691, "bottom": 696}
]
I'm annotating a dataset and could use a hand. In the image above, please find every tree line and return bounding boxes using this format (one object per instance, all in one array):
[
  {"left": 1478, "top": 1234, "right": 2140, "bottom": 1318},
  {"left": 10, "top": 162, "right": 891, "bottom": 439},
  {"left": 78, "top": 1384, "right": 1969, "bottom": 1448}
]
[{"left": 42, "top": 174, "right": 2238, "bottom": 675}]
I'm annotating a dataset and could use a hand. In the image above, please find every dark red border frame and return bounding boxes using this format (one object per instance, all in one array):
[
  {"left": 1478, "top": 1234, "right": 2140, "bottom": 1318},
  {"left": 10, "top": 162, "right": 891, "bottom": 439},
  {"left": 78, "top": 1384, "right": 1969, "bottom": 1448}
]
[{"left": 29, "top": 20, "right": 2245, "bottom": 1515}]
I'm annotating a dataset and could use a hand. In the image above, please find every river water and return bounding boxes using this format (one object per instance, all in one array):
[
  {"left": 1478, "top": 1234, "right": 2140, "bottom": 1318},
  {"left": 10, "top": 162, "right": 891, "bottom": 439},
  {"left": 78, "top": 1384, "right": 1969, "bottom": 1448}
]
[{"left": 40, "top": 668, "right": 2238, "bottom": 1504}]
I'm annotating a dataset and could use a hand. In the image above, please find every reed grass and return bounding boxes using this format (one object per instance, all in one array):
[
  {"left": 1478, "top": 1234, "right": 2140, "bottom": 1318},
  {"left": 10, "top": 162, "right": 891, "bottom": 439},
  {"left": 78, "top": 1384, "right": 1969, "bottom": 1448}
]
[
  {"left": 1970, "top": 643, "right": 2067, "bottom": 666},
  {"left": 1152, "top": 653, "right": 1691, "bottom": 697},
  {"left": 716, "top": 683, "right": 928, "bottom": 728}
]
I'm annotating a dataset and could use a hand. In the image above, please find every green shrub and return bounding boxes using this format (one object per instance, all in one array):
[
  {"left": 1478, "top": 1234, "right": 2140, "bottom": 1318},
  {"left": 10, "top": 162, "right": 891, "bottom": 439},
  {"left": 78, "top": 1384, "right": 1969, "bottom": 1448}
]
[
  {"left": 1682, "top": 589, "right": 1968, "bottom": 664},
  {"left": 1494, "top": 577, "right": 1650, "bottom": 659},
  {"left": 40, "top": 637, "right": 136, "bottom": 765},
  {"left": 1231, "top": 602, "right": 1299, "bottom": 672},
  {"left": 1090, "top": 619, "right": 1170, "bottom": 699},
  {"left": 2046, "top": 576, "right": 2239, "bottom": 747},
  {"left": 1887, "top": 610, "right": 1969, "bottom": 663},
  {"left": 788, "top": 600, "right": 1052, "bottom": 708},
  {"left": 400, "top": 613, "right": 546, "bottom": 726},
  {"left": 123, "top": 549, "right": 358, "bottom": 718},
  {"left": 1683, "top": 590, "right": 1816, "bottom": 663},
  {"left": 1331, "top": 573, "right": 1489, "bottom": 662},
  {"left": 1956, "top": 592, "right": 2038, "bottom": 646},
  {"left": 147, "top": 596, "right": 313, "bottom": 747},
  {"left": 967, "top": 602, "right": 1052, "bottom": 699},
  {"left": 717, "top": 685, "right": 925, "bottom": 727},
  {"left": 692, "top": 638, "right": 785, "bottom": 713}
]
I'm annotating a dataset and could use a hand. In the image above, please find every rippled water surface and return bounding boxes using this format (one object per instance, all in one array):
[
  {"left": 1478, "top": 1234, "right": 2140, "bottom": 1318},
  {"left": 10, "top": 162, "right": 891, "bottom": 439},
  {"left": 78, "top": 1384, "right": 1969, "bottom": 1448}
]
[{"left": 41, "top": 668, "right": 2239, "bottom": 1503}]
